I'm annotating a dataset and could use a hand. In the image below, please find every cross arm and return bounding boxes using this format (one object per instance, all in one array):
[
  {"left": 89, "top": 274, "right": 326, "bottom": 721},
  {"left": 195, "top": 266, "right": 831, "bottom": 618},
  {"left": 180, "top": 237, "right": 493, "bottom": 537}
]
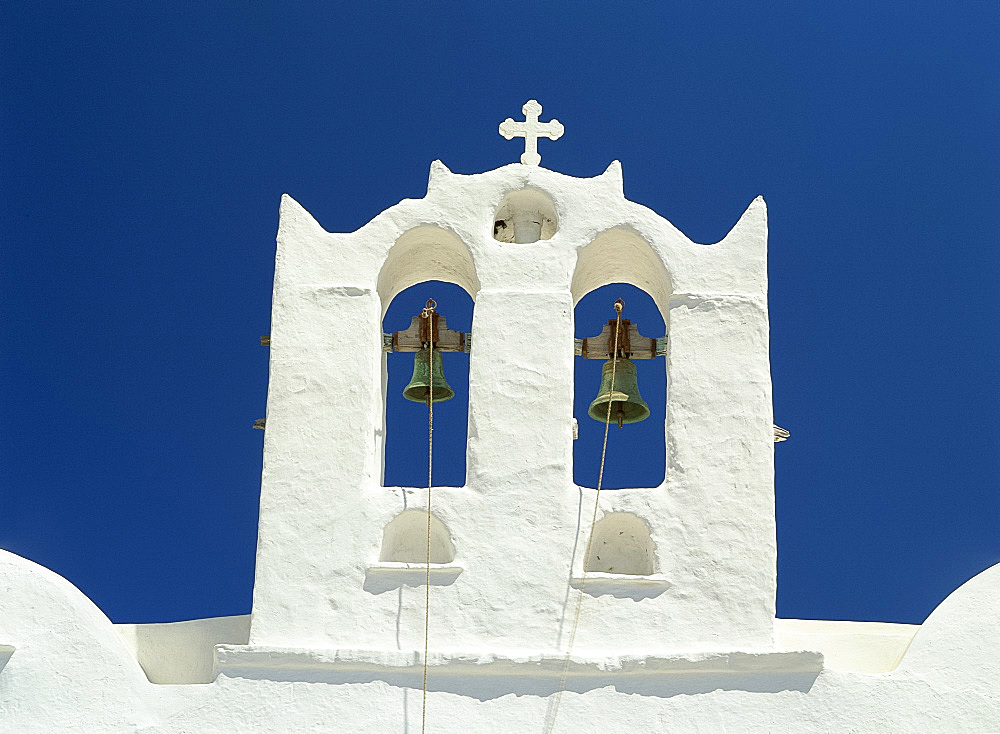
[
  {"left": 541, "top": 119, "right": 565, "bottom": 139},
  {"left": 498, "top": 119, "right": 523, "bottom": 140}
]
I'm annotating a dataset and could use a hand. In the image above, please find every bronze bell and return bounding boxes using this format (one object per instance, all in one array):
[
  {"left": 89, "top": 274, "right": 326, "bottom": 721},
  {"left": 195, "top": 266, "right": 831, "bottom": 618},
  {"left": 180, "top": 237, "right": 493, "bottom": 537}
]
[
  {"left": 587, "top": 358, "right": 650, "bottom": 427},
  {"left": 402, "top": 347, "right": 455, "bottom": 404}
]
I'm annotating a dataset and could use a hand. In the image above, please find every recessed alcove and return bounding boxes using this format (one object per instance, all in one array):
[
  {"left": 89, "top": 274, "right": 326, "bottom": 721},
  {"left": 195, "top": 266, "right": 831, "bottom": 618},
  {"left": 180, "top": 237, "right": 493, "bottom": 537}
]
[
  {"left": 492, "top": 188, "right": 558, "bottom": 244},
  {"left": 366, "top": 510, "right": 462, "bottom": 590},
  {"left": 570, "top": 511, "right": 669, "bottom": 597},
  {"left": 379, "top": 509, "right": 455, "bottom": 564},
  {"left": 377, "top": 225, "right": 480, "bottom": 308},
  {"left": 584, "top": 512, "right": 656, "bottom": 575}
]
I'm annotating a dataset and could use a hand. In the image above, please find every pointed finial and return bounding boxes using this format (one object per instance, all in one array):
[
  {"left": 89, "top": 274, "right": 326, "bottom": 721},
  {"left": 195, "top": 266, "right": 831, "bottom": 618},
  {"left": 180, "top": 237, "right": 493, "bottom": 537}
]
[{"left": 498, "top": 100, "right": 564, "bottom": 166}]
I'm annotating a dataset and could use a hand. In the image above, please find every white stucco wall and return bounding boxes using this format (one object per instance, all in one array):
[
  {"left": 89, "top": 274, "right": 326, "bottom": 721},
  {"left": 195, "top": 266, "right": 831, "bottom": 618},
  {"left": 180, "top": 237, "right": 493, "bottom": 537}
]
[
  {"left": 116, "top": 616, "right": 251, "bottom": 684},
  {"left": 1, "top": 160, "right": 996, "bottom": 732},
  {"left": 774, "top": 619, "right": 916, "bottom": 673},
  {"left": 251, "top": 160, "right": 777, "bottom": 656},
  {"left": 0, "top": 547, "right": 997, "bottom": 732},
  {"left": 106, "top": 615, "right": 915, "bottom": 686}
]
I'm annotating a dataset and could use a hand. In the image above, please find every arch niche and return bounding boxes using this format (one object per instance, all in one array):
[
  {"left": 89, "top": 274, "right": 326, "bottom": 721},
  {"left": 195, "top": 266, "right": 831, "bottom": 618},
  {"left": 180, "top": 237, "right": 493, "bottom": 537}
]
[
  {"left": 571, "top": 227, "right": 672, "bottom": 319},
  {"left": 492, "top": 188, "right": 558, "bottom": 244},
  {"left": 571, "top": 228, "right": 671, "bottom": 489},
  {"left": 377, "top": 225, "right": 480, "bottom": 312},
  {"left": 379, "top": 510, "right": 456, "bottom": 564},
  {"left": 377, "top": 226, "right": 480, "bottom": 488},
  {"left": 584, "top": 512, "right": 657, "bottom": 575}
]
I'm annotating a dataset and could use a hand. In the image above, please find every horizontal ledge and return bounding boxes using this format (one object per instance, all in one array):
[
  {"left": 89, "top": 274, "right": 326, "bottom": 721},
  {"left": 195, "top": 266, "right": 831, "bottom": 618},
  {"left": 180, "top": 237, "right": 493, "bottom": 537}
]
[
  {"left": 570, "top": 573, "right": 671, "bottom": 587},
  {"left": 377, "top": 486, "right": 470, "bottom": 492},
  {"left": 0, "top": 645, "right": 14, "bottom": 674},
  {"left": 215, "top": 646, "right": 824, "bottom": 680},
  {"left": 367, "top": 562, "right": 463, "bottom": 576}
]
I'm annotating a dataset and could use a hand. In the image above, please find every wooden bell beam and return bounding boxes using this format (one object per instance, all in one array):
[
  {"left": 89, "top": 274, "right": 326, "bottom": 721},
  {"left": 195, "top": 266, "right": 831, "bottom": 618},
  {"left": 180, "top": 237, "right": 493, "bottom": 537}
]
[
  {"left": 382, "top": 313, "right": 471, "bottom": 354},
  {"left": 575, "top": 320, "right": 667, "bottom": 360},
  {"left": 258, "top": 321, "right": 791, "bottom": 439}
]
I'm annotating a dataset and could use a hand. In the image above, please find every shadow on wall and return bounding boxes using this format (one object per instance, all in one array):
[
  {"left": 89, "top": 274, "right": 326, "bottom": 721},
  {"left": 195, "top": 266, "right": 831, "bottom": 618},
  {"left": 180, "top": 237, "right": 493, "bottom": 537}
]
[{"left": 224, "top": 665, "right": 820, "bottom": 701}]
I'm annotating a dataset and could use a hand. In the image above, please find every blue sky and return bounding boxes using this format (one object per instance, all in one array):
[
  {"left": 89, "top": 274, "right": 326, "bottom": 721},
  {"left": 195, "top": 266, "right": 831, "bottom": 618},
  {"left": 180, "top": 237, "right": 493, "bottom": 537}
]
[{"left": 2, "top": 3, "right": 997, "bottom": 625}]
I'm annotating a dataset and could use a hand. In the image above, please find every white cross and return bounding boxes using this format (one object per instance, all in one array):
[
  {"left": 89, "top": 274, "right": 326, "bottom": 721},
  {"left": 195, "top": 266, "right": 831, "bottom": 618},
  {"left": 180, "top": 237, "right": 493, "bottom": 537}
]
[{"left": 498, "top": 100, "right": 564, "bottom": 166}]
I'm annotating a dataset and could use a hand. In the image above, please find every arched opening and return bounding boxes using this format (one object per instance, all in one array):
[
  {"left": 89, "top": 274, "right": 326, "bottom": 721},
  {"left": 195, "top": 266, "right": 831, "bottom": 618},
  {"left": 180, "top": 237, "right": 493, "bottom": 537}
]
[
  {"left": 377, "top": 225, "right": 480, "bottom": 309},
  {"left": 378, "top": 225, "right": 478, "bottom": 488},
  {"left": 381, "top": 281, "right": 473, "bottom": 487},
  {"left": 573, "top": 283, "right": 666, "bottom": 489},
  {"left": 571, "top": 227, "right": 672, "bottom": 316},
  {"left": 379, "top": 510, "right": 456, "bottom": 564},
  {"left": 584, "top": 512, "right": 656, "bottom": 575},
  {"left": 492, "top": 187, "right": 558, "bottom": 244}
]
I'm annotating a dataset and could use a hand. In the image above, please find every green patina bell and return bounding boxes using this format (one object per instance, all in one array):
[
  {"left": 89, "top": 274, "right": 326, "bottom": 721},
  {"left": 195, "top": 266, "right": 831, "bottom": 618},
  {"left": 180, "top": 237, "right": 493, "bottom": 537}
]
[
  {"left": 402, "top": 347, "right": 455, "bottom": 404},
  {"left": 587, "top": 358, "right": 650, "bottom": 427}
]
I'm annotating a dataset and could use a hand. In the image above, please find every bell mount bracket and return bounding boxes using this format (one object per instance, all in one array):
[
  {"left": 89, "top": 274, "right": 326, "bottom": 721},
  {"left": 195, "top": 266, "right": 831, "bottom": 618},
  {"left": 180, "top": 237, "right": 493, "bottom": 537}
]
[
  {"left": 576, "top": 320, "right": 667, "bottom": 360},
  {"left": 382, "top": 305, "right": 471, "bottom": 354}
]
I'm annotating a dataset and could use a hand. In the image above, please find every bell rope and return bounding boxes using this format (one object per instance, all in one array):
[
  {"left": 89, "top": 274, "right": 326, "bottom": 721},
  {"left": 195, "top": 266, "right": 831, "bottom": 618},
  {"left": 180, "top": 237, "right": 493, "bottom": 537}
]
[
  {"left": 545, "top": 298, "right": 625, "bottom": 733},
  {"left": 421, "top": 299, "right": 435, "bottom": 734}
]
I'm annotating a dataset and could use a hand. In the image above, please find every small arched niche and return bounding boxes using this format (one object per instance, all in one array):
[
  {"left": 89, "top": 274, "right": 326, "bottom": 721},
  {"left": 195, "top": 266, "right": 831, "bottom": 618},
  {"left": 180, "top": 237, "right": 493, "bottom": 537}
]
[
  {"left": 585, "top": 512, "right": 656, "bottom": 576},
  {"left": 493, "top": 188, "right": 558, "bottom": 244},
  {"left": 379, "top": 510, "right": 456, "bottom": 564}
]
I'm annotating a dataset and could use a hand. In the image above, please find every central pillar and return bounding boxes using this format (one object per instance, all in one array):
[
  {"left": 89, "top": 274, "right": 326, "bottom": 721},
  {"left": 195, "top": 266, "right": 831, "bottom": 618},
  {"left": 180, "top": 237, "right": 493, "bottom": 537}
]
[{"left": 466, "top": 289, "right": 575, "bottom": 493}]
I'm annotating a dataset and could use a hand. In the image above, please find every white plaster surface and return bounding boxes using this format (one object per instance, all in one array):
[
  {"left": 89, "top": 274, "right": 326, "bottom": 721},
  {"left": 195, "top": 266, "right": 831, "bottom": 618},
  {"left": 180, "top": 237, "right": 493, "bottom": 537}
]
[
  {"left": 0, "top": 648, "right": 13, "bottom": 676},
  {"left": 774, "top": 619, "right": 916, "bottom": 673},
  {"left": 1, "top": 159, "right": 997, "bottom": 732},
  {"left": 251, "top": 159, "right": 776, "bottom": 657},
  {"left": 116, "top": 615, "right": 251, "bottom": 684}
]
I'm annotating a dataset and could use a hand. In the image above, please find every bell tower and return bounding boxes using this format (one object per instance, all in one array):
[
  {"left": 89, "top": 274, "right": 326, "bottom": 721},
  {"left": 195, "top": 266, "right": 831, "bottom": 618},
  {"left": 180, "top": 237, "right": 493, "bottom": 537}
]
[{"left": 238, "top": 101, "right": 776, "bottom": 665}]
